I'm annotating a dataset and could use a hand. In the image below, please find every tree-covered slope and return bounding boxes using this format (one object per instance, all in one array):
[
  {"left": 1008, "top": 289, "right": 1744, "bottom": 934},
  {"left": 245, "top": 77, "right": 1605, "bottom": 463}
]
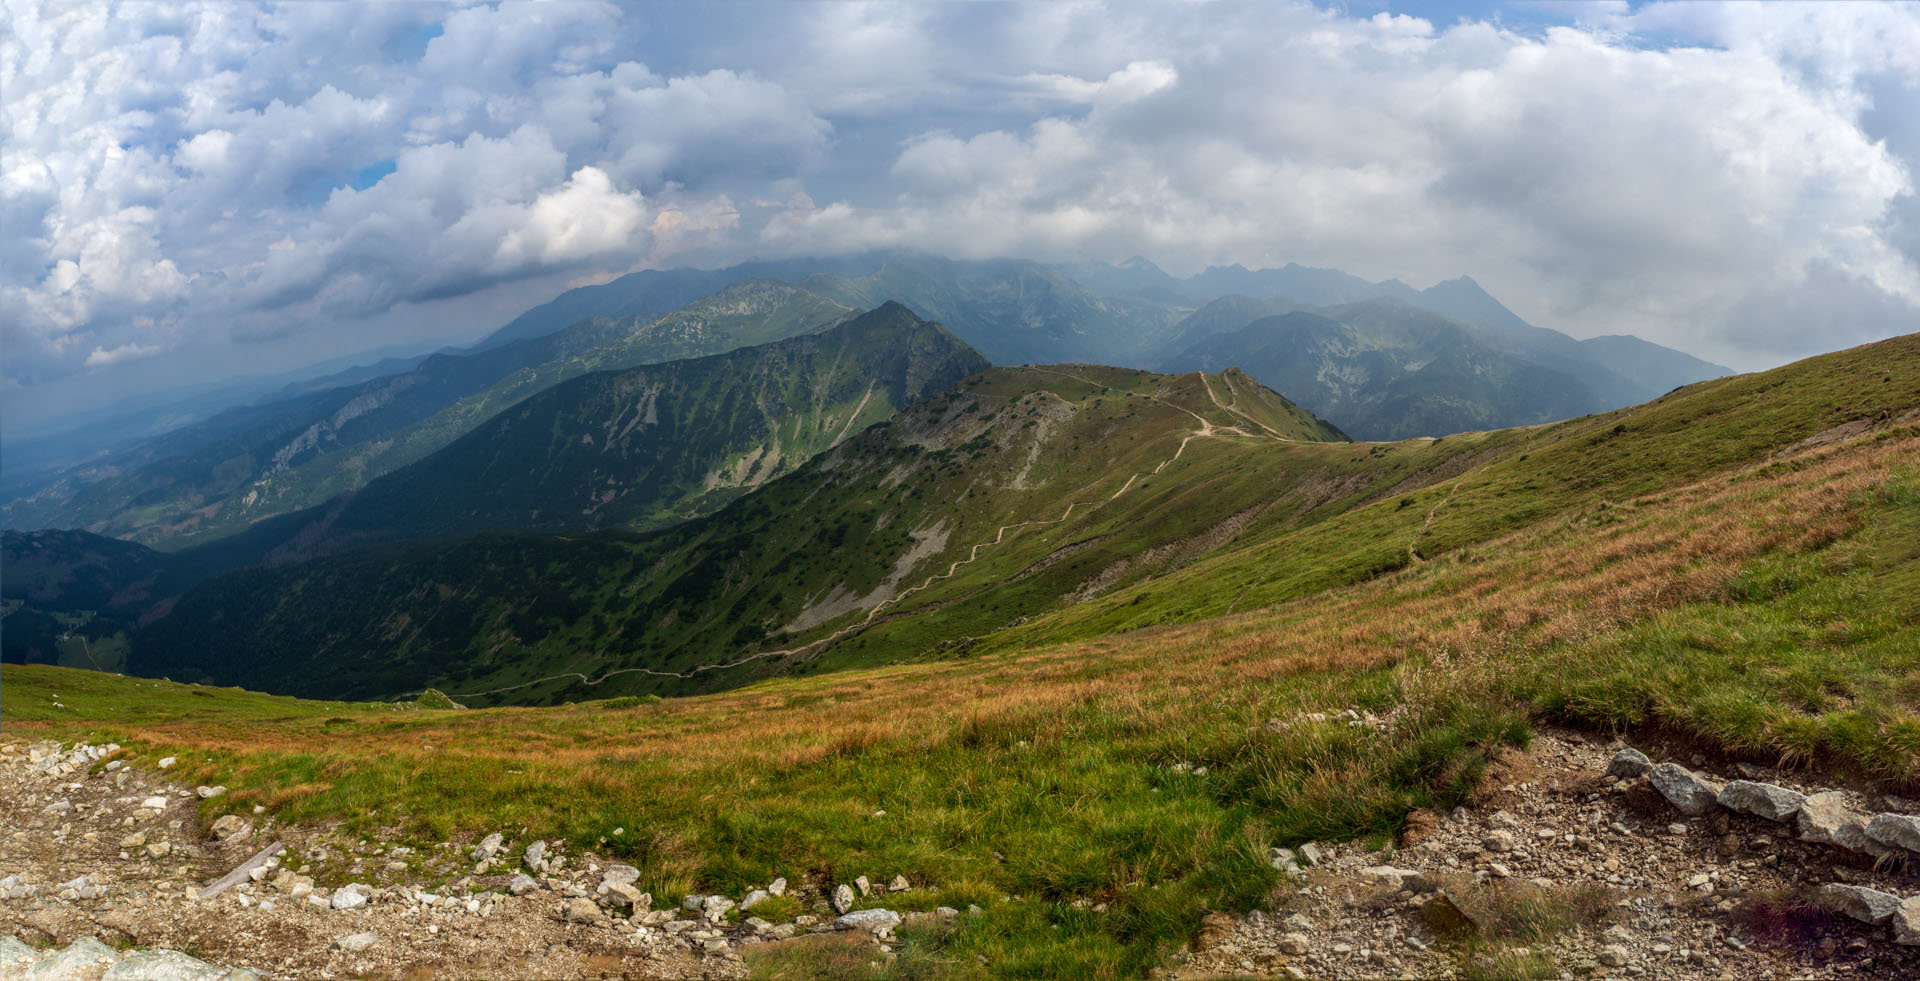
[
  {"left": 3, "top": 281, "right": 852, "bottom": 549},
  {"left": 0, "top": 530, "right": 195, "bottom": 669},
  {"left": 130, "top": 365, "right": 1351, "bottom": 702},
  {"left": 209, "top": 303, "right": 988, "bottom": 565}
]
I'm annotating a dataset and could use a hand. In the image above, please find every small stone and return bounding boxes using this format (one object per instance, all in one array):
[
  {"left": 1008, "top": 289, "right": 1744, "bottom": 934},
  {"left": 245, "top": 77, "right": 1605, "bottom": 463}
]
[
  {"left": 470, "top": 832, "right": 503, "bottom": 862},
  {"left": 768, "top": 876, "right": 787, "bottom": 896},
  {"left": 159, "top": 757, "right": 177, "bottom": 768},
  {"left": 1599, "top": 945, "right": 1631, "bottom": 967},
  {"left": 836, "top": 908, "right": 903, "bottom": 934},
  {"left": 508, "top": 873, "right": 538, "bottom": 896},
  {"left": 1607, "top": 749, "right": 1653, "bottom": 779},
  {"left": 1296, "top": 842, "right": 1326, "bottom": 866},
  {"left": 740, "top": 889, "right": 770, "bottom": 910},
  {"left": 196, "top": 785, "right": 227, "bottom": 799},
  {"left": 331, "top": 887, "right": 370, "bottom": 911},
  {"left": 1360, "top": 866, "right": 1421, "bottom": 891},
  {"left": 145, "top": 841, "right": 172, "bottom": 858},
  {"left": 607, "top": 883, "right": 648, "bottom": 910},
  {"left": 1716, "top": 833, "right": 1739, "bottom": 857},
  {"left": 1717, "top": 781, "right": 1806, "bottom": 822},
  {"left": 562, "top": 897, "right": 601, "bottom": 923},
  {"left": 142, "top": 796, "right": 169, "bottom": 809},
  {"left": 1648, "top": 763, "right": 1722, "bottom": 816},
  {"left": 1820, "top": 883, "right": 1902, "bottom": 925},
  {"left": 832, "top": 883, "right": 856, "bottom": 913},
  {"left": 1277, "top": 933, "right": 1310, "bottom": 956},
  {"left": 524, "top": 840, "right": 547, "bottom": 870},
  {"left": 57, "top": 874, "right": 108, "bottom": 899},
  {"left": 855, "top": 875, "right": 871, "bottom": 896},
  {"left": 888, "top": 875, "right": 909, "bottom": 892},
  {"left": 209, "top": 815, "right": 249, "bottom": 841},
  {"left": 331, "top": 932, "right": 378, "bottom": 952},
  {"left": 1483, "top": 830, "right": 1516, "bottom": 853}
]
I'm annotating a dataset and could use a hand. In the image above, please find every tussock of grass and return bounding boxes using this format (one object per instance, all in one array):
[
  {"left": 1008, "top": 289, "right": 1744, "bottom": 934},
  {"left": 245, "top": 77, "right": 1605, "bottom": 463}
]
[{"left": 1422, "top": 875, "right": 1618, "bottom": 981}]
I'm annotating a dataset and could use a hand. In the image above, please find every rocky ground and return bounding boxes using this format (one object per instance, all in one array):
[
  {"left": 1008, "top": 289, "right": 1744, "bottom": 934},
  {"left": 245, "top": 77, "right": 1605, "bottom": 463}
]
[
  {"left": 0, "top": 740, "right": 940, "bottom": 980},
  {"left": 1177, "top": 727, "right": 1920, "bottom": 979},
  {"left": 7, "top": 729, "right": 1920, "bottom": 979}
]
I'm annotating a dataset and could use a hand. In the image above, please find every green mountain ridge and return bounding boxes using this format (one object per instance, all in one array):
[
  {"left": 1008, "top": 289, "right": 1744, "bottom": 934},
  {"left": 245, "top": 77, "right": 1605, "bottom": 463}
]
[
  {"left": 206, "top": 303, "right": 988, "bottom": 567},
  {"left": 128, "top": 364, "right": 1349, "bottom": 702},
  {"left": 0, "top": 280, "right": 854, "bottom": 549},
  {"left": 126, "top": 332, "right": 1920, "bottom": 708}
]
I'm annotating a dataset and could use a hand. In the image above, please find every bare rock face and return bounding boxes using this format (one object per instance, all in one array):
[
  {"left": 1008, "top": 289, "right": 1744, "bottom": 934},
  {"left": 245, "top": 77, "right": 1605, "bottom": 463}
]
[
  {"left": 1717, "top": 780, "right": 1806, "bottom": 822},
  {"left": 1648, "top": 763, "right": 1722, "bottom": 816}
]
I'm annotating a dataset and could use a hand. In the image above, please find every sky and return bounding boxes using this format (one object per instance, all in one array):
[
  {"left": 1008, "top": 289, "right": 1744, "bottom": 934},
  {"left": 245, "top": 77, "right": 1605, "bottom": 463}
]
[{"left": 5, "top": 0, "right": 1920, "bottom": 434}]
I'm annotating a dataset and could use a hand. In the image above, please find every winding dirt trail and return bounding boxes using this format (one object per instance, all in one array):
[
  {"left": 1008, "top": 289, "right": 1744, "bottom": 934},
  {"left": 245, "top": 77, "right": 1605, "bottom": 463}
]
[{"left": 428, "top": 372, "right": 1289, "bottom": 701}]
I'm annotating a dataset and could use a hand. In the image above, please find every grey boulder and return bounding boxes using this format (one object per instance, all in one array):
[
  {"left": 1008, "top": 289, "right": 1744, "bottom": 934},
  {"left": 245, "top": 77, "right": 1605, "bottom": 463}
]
[
  {"left": 1866, "top": 813, "right": 1920, "bottom": 854},
  {"left": 1606, "top": 748, "right": 1653, "bottom": 779},
  {"left": 835, "top": 909, "right": 902, "bottom": 933},
  {"left": 1648, "top": 763, "right": 1722, "bottom": 816},
  {"left": 1717, "top": 781, "right": 1806, "bottom": 822},
  {"left": 1820, "top": 883, "right": 1902, "bottom": 925}
]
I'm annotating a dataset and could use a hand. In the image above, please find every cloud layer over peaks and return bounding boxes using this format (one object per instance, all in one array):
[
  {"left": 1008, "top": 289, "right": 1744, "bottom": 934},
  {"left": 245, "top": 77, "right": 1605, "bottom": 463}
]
[{"left": 5, "top": 0, "right": 1919, "bottom": 416}]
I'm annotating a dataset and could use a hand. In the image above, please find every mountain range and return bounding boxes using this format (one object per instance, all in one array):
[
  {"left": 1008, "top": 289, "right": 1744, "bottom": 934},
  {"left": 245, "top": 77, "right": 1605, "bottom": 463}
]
[{"left": 1, "top": 251, "right": 1727, "bottom": 558}]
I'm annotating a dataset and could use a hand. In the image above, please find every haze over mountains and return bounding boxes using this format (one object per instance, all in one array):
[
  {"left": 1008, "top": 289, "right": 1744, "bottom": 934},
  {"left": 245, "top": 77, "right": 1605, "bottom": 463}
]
[{"left": 2, "top": 251, "right": 1724, "bottom": 549}]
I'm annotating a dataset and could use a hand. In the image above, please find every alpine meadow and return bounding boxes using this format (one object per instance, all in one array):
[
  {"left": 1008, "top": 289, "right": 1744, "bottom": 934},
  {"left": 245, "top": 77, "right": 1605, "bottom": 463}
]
[{"left": 5, "top": 3, "right": 1920, "bottom": 980}]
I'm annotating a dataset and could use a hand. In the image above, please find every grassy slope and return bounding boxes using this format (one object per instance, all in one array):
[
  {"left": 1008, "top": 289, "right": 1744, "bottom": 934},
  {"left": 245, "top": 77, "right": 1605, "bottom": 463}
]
[{"left": 7, "top": 335, "right": 1917, "bottom": 978}]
